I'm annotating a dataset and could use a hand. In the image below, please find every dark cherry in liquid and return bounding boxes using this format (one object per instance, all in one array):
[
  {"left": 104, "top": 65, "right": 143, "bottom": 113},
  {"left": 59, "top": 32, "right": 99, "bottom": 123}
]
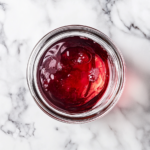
[{"left": 38, "top": 36, "right": 109, "bottom": 112}]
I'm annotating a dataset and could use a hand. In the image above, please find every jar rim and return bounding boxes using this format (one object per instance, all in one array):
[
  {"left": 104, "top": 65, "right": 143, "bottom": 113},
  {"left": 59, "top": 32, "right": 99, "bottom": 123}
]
[{"left": 27, "top": 25, "right": 125, "bottom": 123}]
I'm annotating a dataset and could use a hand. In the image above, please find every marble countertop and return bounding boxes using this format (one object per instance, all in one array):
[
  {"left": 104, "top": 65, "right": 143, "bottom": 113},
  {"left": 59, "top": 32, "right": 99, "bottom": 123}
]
[{"left": 0, "top": 0, "right": 150, "bottom": 149}]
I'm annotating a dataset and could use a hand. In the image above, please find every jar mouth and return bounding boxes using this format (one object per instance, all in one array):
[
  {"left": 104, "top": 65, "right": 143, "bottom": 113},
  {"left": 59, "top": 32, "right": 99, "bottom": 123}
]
[{"left": 27, "top": 25, "right": 125, "bottom": 123}]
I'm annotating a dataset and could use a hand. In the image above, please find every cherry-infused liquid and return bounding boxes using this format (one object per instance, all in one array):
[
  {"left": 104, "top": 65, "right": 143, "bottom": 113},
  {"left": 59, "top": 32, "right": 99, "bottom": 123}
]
[{"left": 37, "top": 36, "right": 109, "bottom": 112}]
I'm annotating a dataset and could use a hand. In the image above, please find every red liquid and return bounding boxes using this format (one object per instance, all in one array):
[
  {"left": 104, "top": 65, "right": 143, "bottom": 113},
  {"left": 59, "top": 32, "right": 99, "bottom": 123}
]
[{"left": 38, "top": 36, "right": 109, "bottom": 112}]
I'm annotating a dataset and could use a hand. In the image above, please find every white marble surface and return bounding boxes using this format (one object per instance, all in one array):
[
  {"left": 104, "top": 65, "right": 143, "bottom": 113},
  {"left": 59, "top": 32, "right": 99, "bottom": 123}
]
[{"left": 0, "top": 0, "right": 150, "bottom": 149}]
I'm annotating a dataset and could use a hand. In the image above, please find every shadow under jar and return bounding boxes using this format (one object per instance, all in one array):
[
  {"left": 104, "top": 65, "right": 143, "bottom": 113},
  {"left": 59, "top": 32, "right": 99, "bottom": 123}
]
[{"left": 27, "top": 25, "right": 125, "bottom": 123}]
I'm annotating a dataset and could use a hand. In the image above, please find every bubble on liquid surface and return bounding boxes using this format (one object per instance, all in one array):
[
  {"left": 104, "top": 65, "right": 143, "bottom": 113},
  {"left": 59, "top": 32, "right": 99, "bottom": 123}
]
[{"left": 89, "top": 68, "right": 100, "bottom": 82}]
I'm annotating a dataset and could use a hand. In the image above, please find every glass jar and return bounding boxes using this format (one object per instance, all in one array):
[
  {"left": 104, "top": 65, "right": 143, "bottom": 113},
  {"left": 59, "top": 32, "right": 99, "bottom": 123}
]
[{"left": 27, "top": 25, "right": 125, "bottom": 123}]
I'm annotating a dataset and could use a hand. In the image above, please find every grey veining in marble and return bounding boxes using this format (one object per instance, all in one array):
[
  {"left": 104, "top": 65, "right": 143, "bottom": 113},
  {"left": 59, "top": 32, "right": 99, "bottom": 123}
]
[{"left": 0, "top": 0, "right": 150, "bottom": 150}]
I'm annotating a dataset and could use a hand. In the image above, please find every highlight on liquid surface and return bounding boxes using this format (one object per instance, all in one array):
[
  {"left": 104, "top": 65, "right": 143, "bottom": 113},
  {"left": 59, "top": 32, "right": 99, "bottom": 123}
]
[{"left": 37, "top": 36, "right": 109, "bottom": 112}]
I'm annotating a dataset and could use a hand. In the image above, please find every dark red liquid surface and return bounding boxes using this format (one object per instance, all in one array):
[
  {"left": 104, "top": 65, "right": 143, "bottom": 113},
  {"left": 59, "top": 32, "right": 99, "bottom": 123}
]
[{"left": 38, "top": 36, "right": 109, "bottom": 112}]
